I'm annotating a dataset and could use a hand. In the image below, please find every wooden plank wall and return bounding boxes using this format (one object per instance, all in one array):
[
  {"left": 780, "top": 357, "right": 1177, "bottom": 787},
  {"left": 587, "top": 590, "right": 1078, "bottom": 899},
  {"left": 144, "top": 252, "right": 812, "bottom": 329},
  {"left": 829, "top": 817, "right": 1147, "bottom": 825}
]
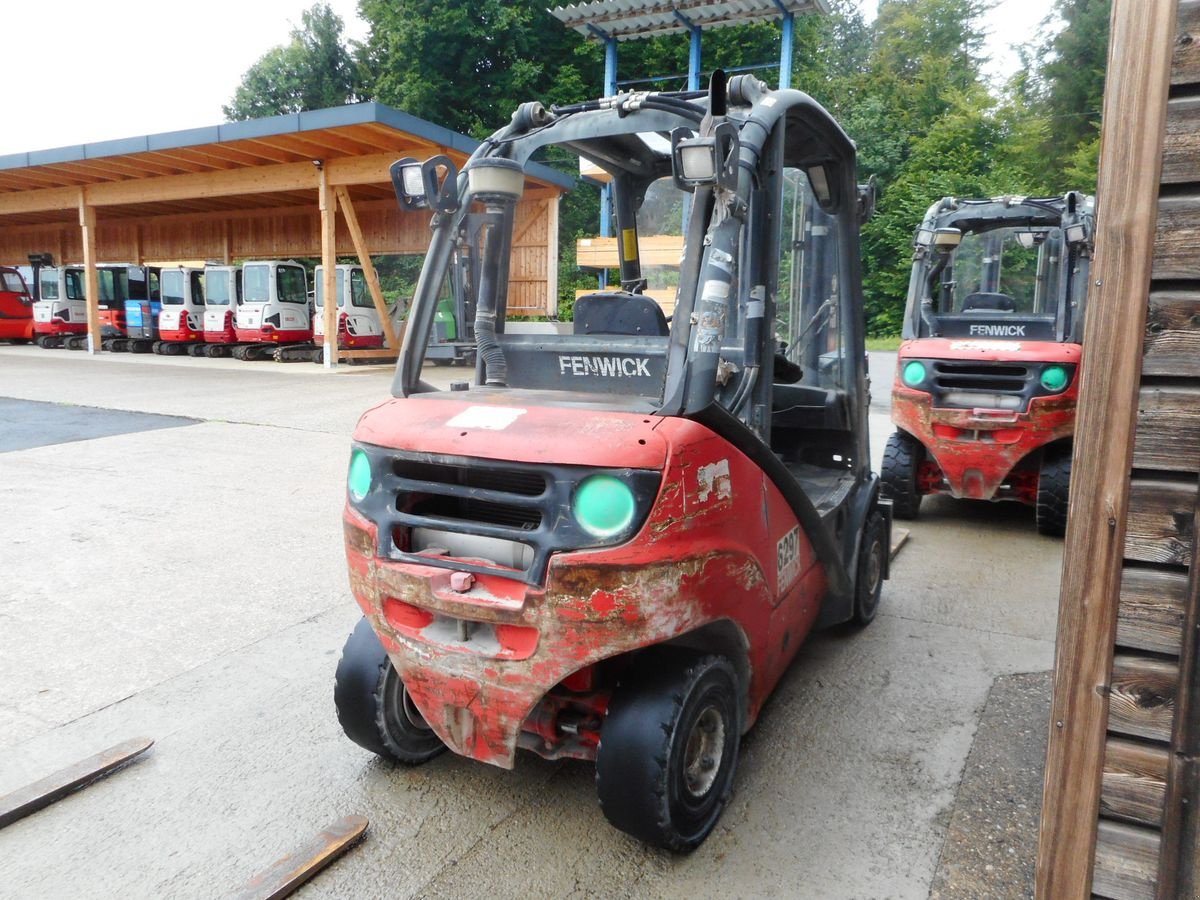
[
  {"left": 1040, "top": 2, "right": 1200, "bottom": 897},
  {"left": 0, "top": 193, "right": 561, "bottom": 317}
]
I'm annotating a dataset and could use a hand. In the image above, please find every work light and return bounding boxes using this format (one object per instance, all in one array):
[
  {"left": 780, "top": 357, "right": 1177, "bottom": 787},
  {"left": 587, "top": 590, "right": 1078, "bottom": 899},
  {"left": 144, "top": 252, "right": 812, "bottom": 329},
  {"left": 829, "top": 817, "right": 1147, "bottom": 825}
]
[
  {"left": 670, "top": 123, "right": 739, "bottom": 192},
  {"left": 572, "top": 475, "right": 636, "bottom": 539},
  {"left": 347, "top": 449, "right": 372, "bottom": 502},
  {"left": 902, "top": 360, "right": 927, "bottom": 388}
]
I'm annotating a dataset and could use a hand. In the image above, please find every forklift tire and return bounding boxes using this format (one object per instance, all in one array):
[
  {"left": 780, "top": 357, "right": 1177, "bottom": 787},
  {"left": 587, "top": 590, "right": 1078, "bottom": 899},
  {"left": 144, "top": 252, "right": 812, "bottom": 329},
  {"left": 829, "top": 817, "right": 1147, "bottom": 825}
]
[
  {"left": 595, "top": 652, "right": 740, "bottom": 852},
  {"left": 1036, "top": 451, "right": 1071, "bottom": 537},
  {"left": 852, "top": 511, "right": 887, "bottom": 627},
  {"left": 334, "top": 617, "right": 446, "bottom": 765},
  {"left": 881, "top": 432, "right": 922, "bottom": 520}
]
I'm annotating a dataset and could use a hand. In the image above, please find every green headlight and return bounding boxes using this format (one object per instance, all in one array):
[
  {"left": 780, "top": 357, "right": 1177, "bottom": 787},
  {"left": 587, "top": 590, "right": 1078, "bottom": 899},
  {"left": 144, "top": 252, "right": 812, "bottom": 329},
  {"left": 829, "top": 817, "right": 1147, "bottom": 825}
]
[
  {"left": 347, "top": 449, "right": 372, "bottom": 502},
  {"left": 902, "top": 360, "right": 927, "bottom": 387},
  {"left": 1041, "top": 365, "right": 1069, "bottom": 392},
  {"left": 573, "top": 475, "right": 636, "bottom": 539}
]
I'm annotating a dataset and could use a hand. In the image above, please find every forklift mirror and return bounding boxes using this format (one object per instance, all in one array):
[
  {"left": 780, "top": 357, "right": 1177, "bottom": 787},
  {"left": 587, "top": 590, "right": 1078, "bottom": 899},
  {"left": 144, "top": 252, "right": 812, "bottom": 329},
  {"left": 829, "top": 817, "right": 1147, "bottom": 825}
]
[
  {"left": 420, "top": 155, "right": 460, "bottom": 213},
  {"left": 857, "top": 175, "right": 878, "bottom": 223},
  {"left": 932, "top": 227, "right": 962, "bottom": 250},
  {"left": 670, "top": 122, "right": 739, "bottom": 193}
]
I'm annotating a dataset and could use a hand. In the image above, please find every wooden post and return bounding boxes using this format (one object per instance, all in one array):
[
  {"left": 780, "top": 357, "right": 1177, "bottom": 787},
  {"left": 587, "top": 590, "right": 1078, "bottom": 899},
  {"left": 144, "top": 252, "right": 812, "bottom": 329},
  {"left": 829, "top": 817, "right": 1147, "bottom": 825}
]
[
  {"left": 78, "top": 189, "right": 101, "bottom": 355},
  {"left": 222, "top": 220, "right": 232, "bottom": 265},
  {"left": 1035, "top": 1, "right": 1179, "bottom": 897},
  {"left": 545, "top": 196, "right": 560, "bottom": 317},
  {"left": 335, "top": 185, "right": 400, "bottom": 350},
  {"left": 318, "top": 166, "right": 338, "bottom": 370}
]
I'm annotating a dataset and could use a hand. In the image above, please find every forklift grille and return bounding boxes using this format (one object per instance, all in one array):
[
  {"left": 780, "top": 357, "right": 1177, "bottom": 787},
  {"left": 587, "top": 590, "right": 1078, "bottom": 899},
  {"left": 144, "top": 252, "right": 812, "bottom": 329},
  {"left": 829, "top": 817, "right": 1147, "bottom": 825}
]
[
  {"left": 932, "top": 361, "right": 1028, "bottom": 394},
  {"left": 359, "top": 448, "right": 659, "bottom": 586}
]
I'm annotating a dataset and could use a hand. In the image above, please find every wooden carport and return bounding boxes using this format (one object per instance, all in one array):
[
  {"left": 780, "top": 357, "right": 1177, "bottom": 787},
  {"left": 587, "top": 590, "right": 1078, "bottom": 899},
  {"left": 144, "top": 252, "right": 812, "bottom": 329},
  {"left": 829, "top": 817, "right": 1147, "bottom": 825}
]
[{"left": 0, "top": 103, "right": 571, "bottom": 367}]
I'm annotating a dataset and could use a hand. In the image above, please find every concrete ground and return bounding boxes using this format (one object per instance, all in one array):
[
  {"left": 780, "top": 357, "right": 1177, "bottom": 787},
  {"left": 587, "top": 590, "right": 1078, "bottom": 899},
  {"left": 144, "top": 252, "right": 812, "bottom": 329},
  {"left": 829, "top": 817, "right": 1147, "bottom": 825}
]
[{"left": 0, "top": 345, "right": 1060, "bottom": 898}]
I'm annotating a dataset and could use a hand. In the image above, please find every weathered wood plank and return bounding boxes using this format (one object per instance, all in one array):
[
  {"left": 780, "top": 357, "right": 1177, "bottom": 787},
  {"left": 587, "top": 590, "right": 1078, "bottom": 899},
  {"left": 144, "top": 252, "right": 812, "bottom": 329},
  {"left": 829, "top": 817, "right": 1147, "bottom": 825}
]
[
  {"left": 1037, "top": 3, "right": 1179, "bottom": 896},
  {"left": 1142, "top": 292, "right": 1200, "bottom": 377},
  {"left": 1153, "top": 196, "right": 1200, "bottom": 281},
  {"left": 1162, "top": 97, "right": 1200, "bottom": 184},
  {"left": 1101, "top": 738, "right": 1170, "bottom": 827},
  {"left": 1125, "top": 480, "right": 1195, "bottom": 567},
  {"left": 1109, "top": 654, "right": 1178, "bottom": 743},
  {"left": 1157, "top": 504, "right": 1200, "bottom": 899},
  {"left": 1172, "top": 0, "right": 1200, "bottom": 86},
  {"left": 1133, "top": 386, "right": 1200, "bottom": 472},
  {"left": 1166, "top": 100, "right": 1200, "bottom": 189},
  {"left": 1093, "top": 820, "right": 1161, "bottom": 900},
  {"left": 1117, "top": 568, "right": 1187, "bottom": 655}
]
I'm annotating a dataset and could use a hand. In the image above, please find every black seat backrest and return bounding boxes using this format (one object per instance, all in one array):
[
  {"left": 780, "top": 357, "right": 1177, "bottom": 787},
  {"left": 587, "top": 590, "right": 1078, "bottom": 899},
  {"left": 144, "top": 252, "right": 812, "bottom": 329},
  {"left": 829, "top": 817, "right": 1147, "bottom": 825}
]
[
  {"left": 961, "top": 292, "right": 1016, "bottom": 313},
  {"left": 573, "top": 292, "right": 669, "bottom": 337}
]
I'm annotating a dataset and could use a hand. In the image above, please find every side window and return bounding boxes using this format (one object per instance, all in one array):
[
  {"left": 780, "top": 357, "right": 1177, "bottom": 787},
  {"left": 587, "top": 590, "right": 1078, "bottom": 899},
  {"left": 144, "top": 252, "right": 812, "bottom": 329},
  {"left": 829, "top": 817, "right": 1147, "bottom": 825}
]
[
  {"left": 351, "top": 269, "right": 373, "bottom": 308},
  {"left": 65, "top": 271, "right": 84, "bottom": 301},
  {"left": 41, "top": 273, "right": 60, "bottom": 300},
  {"left": 776, "top": 167, "right": 843, "bottom": 391},
  {"left": 190, "top": 271, "right": 205, "bottom": 305},
  {"left": 277, "top": 266, "right": 307, "bottom": 303}
]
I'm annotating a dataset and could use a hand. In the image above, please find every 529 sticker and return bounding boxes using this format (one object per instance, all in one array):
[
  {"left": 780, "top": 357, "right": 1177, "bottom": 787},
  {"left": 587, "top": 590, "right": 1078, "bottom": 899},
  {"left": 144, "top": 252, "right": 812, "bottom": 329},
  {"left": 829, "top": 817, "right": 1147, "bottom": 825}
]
[{"left": 777, "top": 526, "right": 801, "bottom": 588}]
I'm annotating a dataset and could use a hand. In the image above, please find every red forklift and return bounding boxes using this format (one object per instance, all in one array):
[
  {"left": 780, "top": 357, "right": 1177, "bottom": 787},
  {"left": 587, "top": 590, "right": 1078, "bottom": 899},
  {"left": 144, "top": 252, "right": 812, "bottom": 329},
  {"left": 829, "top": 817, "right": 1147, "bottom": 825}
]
[
  {"left": 881, "top": 193, "right": 1094, "bottom": 535},
  {"left": 333, "top": 74, "right": 890, "bottom": 850}
]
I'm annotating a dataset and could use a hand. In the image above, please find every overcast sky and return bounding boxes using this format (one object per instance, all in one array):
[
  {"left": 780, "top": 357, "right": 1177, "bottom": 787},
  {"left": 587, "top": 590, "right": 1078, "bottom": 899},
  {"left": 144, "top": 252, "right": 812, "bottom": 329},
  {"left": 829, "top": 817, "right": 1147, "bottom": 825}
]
[{"left": 0, "top": 0, "right": 1058, "bottom": 157}]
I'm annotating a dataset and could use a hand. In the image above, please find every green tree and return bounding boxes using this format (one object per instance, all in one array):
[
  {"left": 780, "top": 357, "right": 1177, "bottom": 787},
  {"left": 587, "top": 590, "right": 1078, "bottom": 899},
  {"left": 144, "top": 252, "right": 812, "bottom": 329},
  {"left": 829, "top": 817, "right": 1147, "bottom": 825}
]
[{"left": 224, "top": 4, "right": 360, "bottom": 120}]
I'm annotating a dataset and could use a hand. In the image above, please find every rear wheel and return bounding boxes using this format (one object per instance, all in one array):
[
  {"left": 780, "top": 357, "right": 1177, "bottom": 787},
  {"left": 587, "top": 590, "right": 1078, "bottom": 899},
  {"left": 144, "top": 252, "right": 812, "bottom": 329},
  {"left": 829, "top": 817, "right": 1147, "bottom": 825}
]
[
  {"left": 852, "top": 510, "right": 887, "bottom": 626},
  {"left": 1036, "top": 451, "right": 1071, "bottom": 537},
  {"left": 334, "top": 617, "right": 446, "bottom": 764},
  {"left": 595, "top": 652, "right": 740, "bottom": 851},
  {"left": 881, "top": 432, "right": 922, "bottom": 520}
]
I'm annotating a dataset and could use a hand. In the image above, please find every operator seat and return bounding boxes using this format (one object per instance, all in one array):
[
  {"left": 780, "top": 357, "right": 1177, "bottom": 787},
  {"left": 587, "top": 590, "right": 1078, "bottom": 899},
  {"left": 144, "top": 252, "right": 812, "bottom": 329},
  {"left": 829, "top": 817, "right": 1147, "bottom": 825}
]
[
  {"left": 573, "top": 292, "right": 669, "bottom": 337},
  {"left": 961, "top": 292, "right": 1016, "bottom": 313}
]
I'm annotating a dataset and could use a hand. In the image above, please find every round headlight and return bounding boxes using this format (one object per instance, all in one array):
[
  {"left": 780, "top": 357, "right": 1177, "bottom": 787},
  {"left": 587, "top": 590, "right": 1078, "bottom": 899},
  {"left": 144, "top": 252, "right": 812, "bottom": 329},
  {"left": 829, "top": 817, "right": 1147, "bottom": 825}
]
[
  {"left": 573, "top": 475, "right": 636, "bottom": 539},
  {"left": 902, "top": 360, "right": 927, "bottom": 388},
  {"left": 1041, "top": 365, "right": 1069, "bottom": 392},
  {"left": 347, "top": 449, "right": 372, "bottom": 502}
]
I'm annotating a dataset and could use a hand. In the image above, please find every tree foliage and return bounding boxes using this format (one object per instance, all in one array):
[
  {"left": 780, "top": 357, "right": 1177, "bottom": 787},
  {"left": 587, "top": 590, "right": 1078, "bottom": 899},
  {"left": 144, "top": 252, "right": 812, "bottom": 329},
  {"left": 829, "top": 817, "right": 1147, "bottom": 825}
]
[
  {"left": 226, "top": 0, "right": 1111, "bottom": 333},
  {"left": 224, "top": 4, "right": 360, "bottom": 120}
]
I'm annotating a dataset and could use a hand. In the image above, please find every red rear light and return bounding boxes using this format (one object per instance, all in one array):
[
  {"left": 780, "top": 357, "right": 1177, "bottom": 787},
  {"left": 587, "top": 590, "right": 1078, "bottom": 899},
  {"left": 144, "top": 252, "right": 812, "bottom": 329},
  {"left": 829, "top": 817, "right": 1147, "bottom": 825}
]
[{"left": 261, "top": 322, "right": 275, "bottom": 333}]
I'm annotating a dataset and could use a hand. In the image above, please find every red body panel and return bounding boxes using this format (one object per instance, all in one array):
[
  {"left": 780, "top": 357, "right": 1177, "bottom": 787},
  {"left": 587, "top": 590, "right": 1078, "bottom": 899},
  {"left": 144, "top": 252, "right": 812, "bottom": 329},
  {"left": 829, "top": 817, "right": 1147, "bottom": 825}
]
[
  {"left": 204, "top": 311, "right": 238, "bottom": 343},
  {"left": 0, "top": 271, "right": 33, "bottom": 340},
  {"left": 345, "top": 398, "right": 827, "bottom": 769},
  {"left": 891, "top": 337, "right": 1081, "bottom": 502},
  {"left": 33, "top": 317, "right": 86, "bottom": 336},
  {"left": 161, "top": 323, "right": 204, "bottom": 342},
  {"left": 234, "top": 326, "right": 312, "bottom": 343}
]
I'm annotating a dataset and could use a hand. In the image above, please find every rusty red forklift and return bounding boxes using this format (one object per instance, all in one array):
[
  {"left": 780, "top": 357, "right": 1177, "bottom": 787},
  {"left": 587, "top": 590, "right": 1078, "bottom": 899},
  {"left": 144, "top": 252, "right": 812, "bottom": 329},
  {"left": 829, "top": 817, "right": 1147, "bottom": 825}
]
[
  {"left": 882, "top": 193, "right": 1094, "bottom": 535},
  {"left": 334, "top": 74, "right": 890, "bottom": 850}
]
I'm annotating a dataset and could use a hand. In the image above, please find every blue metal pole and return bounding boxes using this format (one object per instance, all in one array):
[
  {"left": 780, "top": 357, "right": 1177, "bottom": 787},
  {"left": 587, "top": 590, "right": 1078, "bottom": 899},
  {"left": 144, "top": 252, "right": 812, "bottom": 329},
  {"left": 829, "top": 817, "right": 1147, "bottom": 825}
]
[
  {"left": 599, "top": 34, "right": 616, "bottom": 287},
  {"left": 779, "top": 12, "right": 794, "bottom": 90},
  {"left": 604, "top": 36, "right": 617, "bottom": 97},
  {"left": 688, "top": 26, "right": 701, "bottom": 92}
]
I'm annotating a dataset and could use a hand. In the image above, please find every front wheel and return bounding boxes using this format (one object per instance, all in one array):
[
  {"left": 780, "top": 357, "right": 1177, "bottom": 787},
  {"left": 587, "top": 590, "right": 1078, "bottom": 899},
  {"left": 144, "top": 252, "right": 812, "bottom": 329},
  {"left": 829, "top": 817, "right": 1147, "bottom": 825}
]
[
  {"left": 1036, "top": 451, "right": 1071, "bottom": 537},
  {"left": 881, "top": 432, "right": 923, "bottom": 520},
  {"left": 334, "top": 617, "right": 446, "bottom": 765},
  {"left": 853, "top": 510, "right": 888, "bottom": 626},
  {"left": 595, "top": 652, "right": 740, "bottom": 851}
]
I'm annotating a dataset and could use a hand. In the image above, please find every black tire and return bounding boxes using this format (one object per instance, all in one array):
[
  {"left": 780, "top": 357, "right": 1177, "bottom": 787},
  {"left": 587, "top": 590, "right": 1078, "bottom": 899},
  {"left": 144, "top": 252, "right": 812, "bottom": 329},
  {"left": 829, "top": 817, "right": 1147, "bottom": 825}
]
[
  {"left": 334, "top": 617, "right": 446, "bottom": 765},
  {"left": 881, "top": 432, "right": 922, "bottom": 520},
  {"left": 595, "top": 652, "right": 741, "bottom": 851},
  {"left": 852, "top": 510, "right": 887, "bottom": 626},
  {"left": 1036, "top": 451, "right": 1071, "bottom": 537}
]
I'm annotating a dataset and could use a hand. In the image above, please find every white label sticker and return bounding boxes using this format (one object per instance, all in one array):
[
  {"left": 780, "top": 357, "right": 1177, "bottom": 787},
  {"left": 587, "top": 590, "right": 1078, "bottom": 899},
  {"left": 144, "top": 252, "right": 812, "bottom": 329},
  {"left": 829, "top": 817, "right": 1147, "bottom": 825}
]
[
  {"left": 948, "top": 340, "right": 1023, "bottom": 352},
  {"left": 446, "top": 407, "right": 526, "bottom": 430},
  {"left": 777, "top": 526, "right": 801, "bottom": 588}
]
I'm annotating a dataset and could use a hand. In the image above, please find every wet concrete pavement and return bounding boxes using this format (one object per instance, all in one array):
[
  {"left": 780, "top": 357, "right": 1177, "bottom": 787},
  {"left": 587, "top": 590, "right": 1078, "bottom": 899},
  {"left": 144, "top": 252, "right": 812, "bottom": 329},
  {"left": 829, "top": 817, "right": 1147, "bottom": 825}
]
[{"left": 0, "top": 346, "right": 1060, "bottom": 898}]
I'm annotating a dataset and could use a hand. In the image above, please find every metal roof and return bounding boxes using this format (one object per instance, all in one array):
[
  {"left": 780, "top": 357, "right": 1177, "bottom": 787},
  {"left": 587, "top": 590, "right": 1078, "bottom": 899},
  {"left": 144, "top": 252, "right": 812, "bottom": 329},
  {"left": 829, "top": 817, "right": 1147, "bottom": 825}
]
[
  {"left": 0, "top": 102, "right": 573, "bottom": 227},
  {"left": 549, "top": 0, "right": 830, "bottom": 41}
]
